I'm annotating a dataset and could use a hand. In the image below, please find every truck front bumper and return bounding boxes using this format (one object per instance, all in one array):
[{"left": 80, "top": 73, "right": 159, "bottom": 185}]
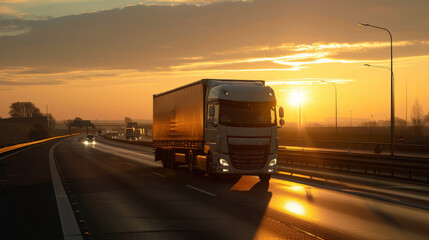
[{"left": 211, "top": 152, "right": 278, "bottom": 175}]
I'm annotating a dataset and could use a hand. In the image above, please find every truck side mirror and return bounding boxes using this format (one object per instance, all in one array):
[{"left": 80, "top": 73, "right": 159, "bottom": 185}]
[
  {"left": 279, "top": 119, "right": 285, "bottom": 126},
  {"left": 208, "top": 105, "right": 215, "bottom": 117},
  {"left": 279, "top": 107, "right": 284, "bottom": 119}
]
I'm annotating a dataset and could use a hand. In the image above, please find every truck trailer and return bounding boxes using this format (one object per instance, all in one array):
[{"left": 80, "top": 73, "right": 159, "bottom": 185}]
[{"left": 153, "top": 79, "right": 284, "bottom": 181}]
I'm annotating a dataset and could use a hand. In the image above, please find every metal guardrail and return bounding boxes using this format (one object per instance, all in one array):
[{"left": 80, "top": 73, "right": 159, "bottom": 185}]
[
  {"left": 278, "top": 149, "right": 429, "bottom": 183},
  {"left": 103, "top": 134, "right": 429, "bottom": 183},
  {"left": 103, "top": 134, "right": 152, "bottom": 147},
  {"left": 279, "top": 139, "right": 429, "bottom": 152}
]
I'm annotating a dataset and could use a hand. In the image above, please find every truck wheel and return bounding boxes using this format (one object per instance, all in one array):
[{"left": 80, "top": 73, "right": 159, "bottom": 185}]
[
  {"left": 259, "top": 174, "right": 271, "bottom": 182},
  {"left": 161, "top": 150, "right": 168, "bottom": 168},
  {"left": 207, "top": 154, "right": 218, "bottom": 181},
  {"left": 188, "top": 151, "right": 196, "bottom": 175}
]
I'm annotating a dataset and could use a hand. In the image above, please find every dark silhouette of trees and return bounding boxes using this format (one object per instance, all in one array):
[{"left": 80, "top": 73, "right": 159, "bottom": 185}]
[
  {"left": 424, "top": 112, "right": 429, "bottom": 125},
  {"left": 28, "top": 123, "right": 48, "bottom": 140},
  {"left": 7, "top": 102, "right": 57, "bottom": 140},
  {"left": 47, "top": 113, "right": 56, "bottom": 129},
  {"left": 395, "top": 117, "right": 407, "bottom": 127},
  {"left": 411, "top": 98, "right": 424, "bottom": 136},
  {"left": 411, "top": 99, "right": 424, "bottom": 126},
  {"left": 9, "top": 102, "right": 42, "bottom": 118}
]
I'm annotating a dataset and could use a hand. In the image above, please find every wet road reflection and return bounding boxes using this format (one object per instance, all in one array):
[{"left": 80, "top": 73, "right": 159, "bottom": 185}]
[{"left": 255, "top": 177, "right": 429, "bottom": 240}]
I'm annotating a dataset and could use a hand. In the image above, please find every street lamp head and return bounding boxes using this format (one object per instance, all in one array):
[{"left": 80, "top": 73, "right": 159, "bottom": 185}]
[
  {"left": 364, "top": 64, "right": 392, "bottom": 71},
  {"left": 359, "top": 22, "right": 394, "bottom": 156}
]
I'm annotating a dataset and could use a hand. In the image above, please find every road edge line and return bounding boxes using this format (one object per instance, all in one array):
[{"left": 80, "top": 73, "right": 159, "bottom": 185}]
[
  {"left": 0, "top": 133, "right": 80, "bottom": 156},
  {"left": 49, "top": 138, "right": 83, "bottom": 240},
  {"left": 0, "top": 143, "right": 49, "bottom": 161}
]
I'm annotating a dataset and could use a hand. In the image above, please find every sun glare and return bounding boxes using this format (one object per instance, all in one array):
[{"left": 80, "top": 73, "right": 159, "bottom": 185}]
[
  {"left": 288, "top": 90, "right": 305, "bottom": 106},
  {"left": 285, "top": 200, "right": 306, "bottom": 216}
]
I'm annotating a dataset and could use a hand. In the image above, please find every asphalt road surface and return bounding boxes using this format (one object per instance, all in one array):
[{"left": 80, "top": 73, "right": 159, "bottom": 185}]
[{"left": 1, "top": 135, "right": 429, "bottom": 240}]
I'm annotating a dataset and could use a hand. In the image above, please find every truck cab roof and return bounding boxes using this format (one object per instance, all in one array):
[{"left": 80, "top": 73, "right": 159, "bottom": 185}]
[
  {"left": 153, "top": 79, "right": 265, "bottom": 98},
  {"left": 208, "top": 84, "right": 275, "bottom": 102}
]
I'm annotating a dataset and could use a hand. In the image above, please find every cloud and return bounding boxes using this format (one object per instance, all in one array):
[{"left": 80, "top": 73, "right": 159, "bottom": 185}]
[
  {"left": 0, "top": 0, "right": 428, "bottom": 77},
  {"left": 0, "top": 23, "right": 30, "bottom": 36},
  {"left": 0, "top": 0, "right": 234, "bottom": 2},
  {"left": 0, "top": 79, "right": 64, "bottom": 85},
  {"left": 0, "top": 4, "right": 16, "bottom": 14},
  {"left": 0, "top": 1, "right": 27, "bottom": 3},
  {"left": 267, "top": 78, "right": 355, "bottom": 86}
]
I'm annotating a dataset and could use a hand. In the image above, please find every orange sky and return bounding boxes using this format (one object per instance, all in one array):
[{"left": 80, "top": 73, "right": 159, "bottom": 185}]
[{"left": 0, "top": 0, "right": 428, "bottom": 124}]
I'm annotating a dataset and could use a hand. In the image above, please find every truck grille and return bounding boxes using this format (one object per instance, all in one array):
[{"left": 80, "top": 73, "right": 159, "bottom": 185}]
[{"left": 229, "top": 144, "right": 269, "bottom": 170}]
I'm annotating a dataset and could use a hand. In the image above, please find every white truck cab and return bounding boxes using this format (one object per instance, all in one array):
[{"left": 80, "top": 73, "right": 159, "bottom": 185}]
[{"left": 153, "top": 79, "right": 284, "bottom": 182}]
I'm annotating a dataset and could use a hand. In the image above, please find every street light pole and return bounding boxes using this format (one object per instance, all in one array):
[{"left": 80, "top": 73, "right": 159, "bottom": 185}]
[
  {"left": 299, "top": 89, "right": 302, "bottom": 129},
  {"left": 360, "top": 23, "right": 395, "bottom": 156},
  {"left": 321, "top": 80, "right": 338, "bottom": 135}
]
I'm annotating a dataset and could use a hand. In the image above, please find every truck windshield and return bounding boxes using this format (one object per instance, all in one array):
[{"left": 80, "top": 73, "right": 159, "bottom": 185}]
[{"left": 219, "top": 100, "right": 276, "bottom": 127}]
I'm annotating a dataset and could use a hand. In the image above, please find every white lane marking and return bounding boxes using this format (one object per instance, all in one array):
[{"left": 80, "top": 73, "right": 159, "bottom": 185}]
[
  {"left": 126, "top": 162, "right": 136, "bottom": 167},
  {"left": 150, "top": 171, "right": 166, "bottom": 178},
  {"left": 49, "top": 139, "right": 83, "bottom": 240},
  {"left": 186, "top": 185, "right": 217, "bottom": 197}
]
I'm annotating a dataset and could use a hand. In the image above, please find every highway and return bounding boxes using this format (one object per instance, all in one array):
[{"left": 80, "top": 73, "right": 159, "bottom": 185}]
[{"left": 1, "top": 135, "right": 429, "bottom": 240}]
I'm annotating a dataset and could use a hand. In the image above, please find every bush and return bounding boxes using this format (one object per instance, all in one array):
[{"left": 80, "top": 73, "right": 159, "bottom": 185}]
[{"left": 28, "top": 123, "right": 48, "bottom": 140}]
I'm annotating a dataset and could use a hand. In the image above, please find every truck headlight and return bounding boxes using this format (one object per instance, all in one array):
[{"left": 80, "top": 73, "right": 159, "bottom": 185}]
[
  {"left": 219, "top": 158, "right": 229, "bottom": 167},
  {"left": 269, "top": 158, "right": 277, "bottom": 167}
]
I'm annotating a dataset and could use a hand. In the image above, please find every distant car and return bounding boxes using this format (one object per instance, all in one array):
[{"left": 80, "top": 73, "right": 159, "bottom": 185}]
[{"left": 85, "top": 135, "right": 95, "bottom": 144}]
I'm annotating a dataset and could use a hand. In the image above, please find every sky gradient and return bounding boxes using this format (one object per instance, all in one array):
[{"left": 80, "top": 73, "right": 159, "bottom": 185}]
[{"left": 0, "top": 0, "right": 428, "bottom": 124}]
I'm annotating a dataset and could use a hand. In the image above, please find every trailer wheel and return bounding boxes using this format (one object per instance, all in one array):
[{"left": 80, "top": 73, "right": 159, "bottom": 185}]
[
  {"left": 168, "top": 150, "right": 176, "bottom": 169},
  {"left": 207, "top": 154, "right": 218, "bottom": 181},
  {"left": 259, "top": 174, "right": 271, "bottom": 182},
  {"left": 162, "top": 159, "right": 168, "bottom": 168},
  {"left": 188, "top": 151, "right": 196, "bottom": 175}
]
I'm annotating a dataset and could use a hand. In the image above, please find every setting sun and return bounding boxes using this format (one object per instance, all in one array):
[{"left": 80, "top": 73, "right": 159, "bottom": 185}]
[
  {"left": 1, "top": 1, "right": 429, "bottom": 240},
  {"left": 288, "top": 90, "right": 305, "bottom": 107}
]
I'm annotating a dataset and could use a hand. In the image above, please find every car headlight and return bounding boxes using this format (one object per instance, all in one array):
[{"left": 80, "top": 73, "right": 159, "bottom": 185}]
[
  {"left": 85, "top": 141, "right": 88, "bottom": 144},
  {"left": 269, "top": 158, "right": 277, "bottom": 167},
  {"left": 219, "top": 158, "right": 229, "bottom": 167}
]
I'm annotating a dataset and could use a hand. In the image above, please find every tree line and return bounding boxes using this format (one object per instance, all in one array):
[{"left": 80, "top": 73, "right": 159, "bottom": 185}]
[{"left": 3, "top": 101, "right": 56, "bottom": 140}]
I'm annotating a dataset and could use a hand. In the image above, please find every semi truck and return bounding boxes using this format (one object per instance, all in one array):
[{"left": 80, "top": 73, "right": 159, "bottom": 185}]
[
  {"left": 125, "top": 122, "right": 139, "bottom": 140},
  {"left": 153, "top": 79, "right": 284, "bottom": 181}
]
